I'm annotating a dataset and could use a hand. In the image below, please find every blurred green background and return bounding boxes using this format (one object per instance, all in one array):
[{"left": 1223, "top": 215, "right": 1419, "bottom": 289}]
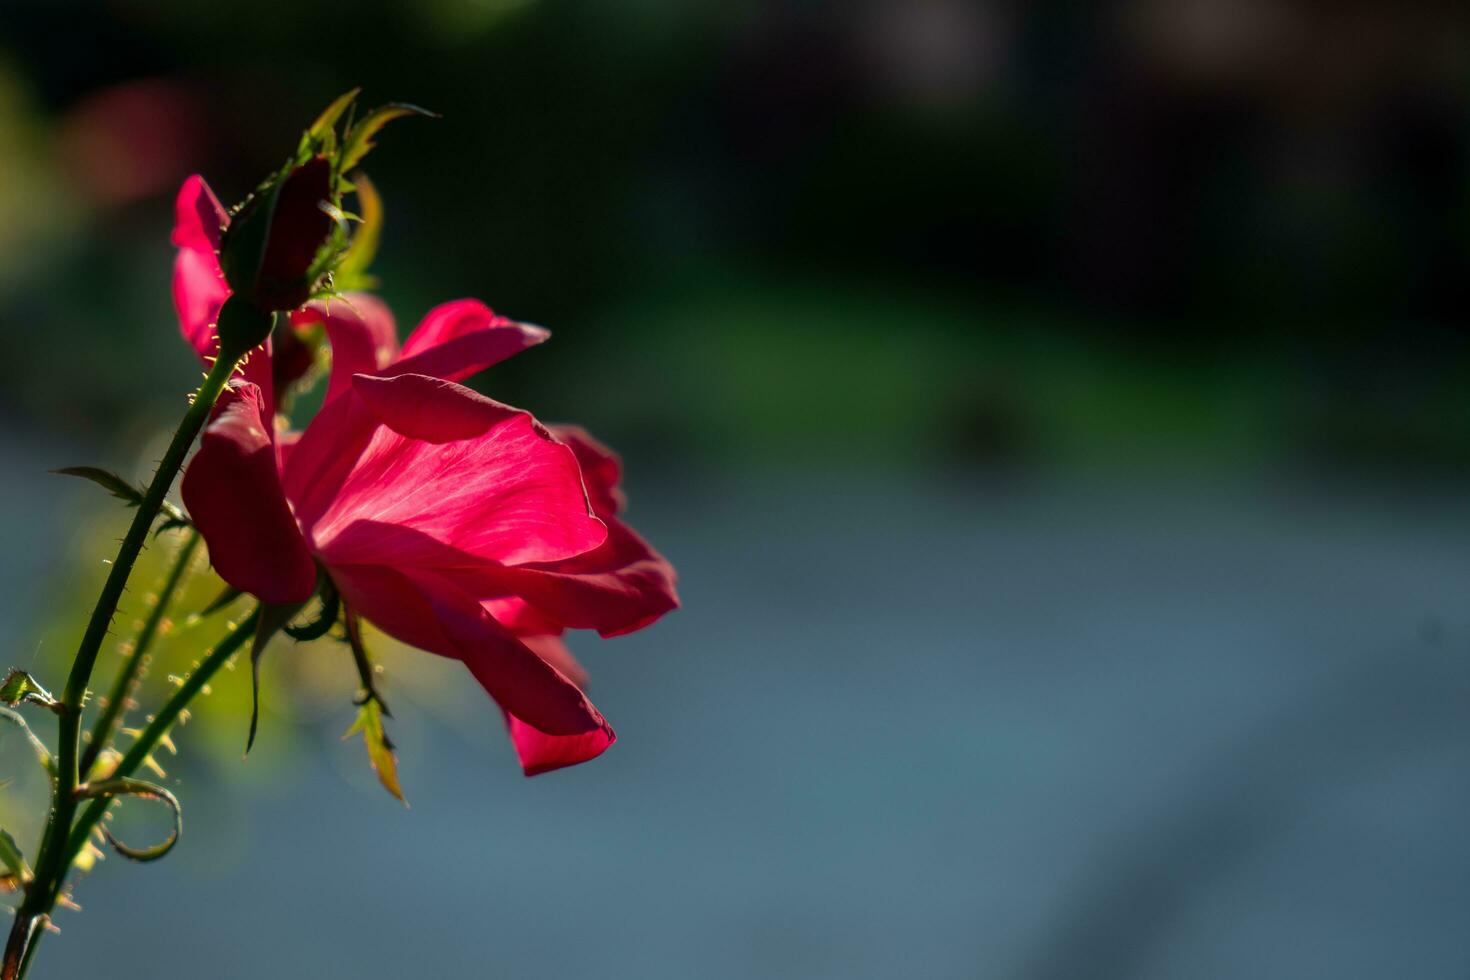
[{"left": 1, "top": 2, "right": 1470, "bottom": 978}]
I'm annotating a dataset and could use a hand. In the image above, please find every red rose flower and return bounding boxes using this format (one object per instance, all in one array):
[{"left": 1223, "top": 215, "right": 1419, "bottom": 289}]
[{"left": 172, "top": 177, "right": 678, "bottom": 774}]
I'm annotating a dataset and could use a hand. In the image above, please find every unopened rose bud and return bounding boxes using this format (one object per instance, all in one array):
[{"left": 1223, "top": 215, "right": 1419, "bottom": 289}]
[{"left": 219, "top": 156, "right": 335, "bottom": 314}]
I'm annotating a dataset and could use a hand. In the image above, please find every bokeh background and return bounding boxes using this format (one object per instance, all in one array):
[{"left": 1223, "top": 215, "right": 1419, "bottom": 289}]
[{"left": 1, "top": 1, "right": 1469, "bottom": 977}]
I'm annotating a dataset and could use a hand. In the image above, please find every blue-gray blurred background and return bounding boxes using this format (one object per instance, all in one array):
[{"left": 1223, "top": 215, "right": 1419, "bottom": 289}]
[{"left": 1, "top": 1, "right": 1469, "bottom": 977}]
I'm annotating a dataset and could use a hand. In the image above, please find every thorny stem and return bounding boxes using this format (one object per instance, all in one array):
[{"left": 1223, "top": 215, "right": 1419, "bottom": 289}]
[
  {"left": 3, "top": 352, "right": 243, "bottom": 980},
  {"left": 344, "top": 607, "right": 390, "bottom": 713},
  {"left": 80, "top": 529, "right": 202, "bottom": 777},
  {"left": 65, "top": 607, "right": 261, "bottom": 869},
  {"left": 13, "top": 608, "right": 259, "bottom": 980}
]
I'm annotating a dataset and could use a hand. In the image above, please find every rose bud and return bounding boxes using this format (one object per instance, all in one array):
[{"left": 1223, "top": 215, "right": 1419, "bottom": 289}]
[{"left": 219, "top": 155, "right": 335, "bottom": 315}]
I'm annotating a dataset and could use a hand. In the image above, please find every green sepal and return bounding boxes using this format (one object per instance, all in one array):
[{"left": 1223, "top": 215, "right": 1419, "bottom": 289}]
[
  {"left": 153, "top": 516, "right": 194, "bottom": 539},
  {"left": 332, "top": 173, "right": 383, "bottom": 291},
  {"left": 199, "top": 584, "right": 244, "bottom": 617},
  {"left": 218, "top": 174, "right": 284, "bottom": 316},
  {"left": 302, "top": 87, "right": 362, "bottom": 156},
  {"left": 304, "top": 210, "right": 354, "bottom": 286},
  {"left": 343, "top": 697, "right": 406, "bottom": 806},
  {"left": 218, "top": 92, "right": 428, "bottom": 314},
  {"left": 339, "top": 610, "right": 405, "bottom": 803},
  {"left": 284, "top": 582, "right": 340, "bottom": 642},
  {"left": 245, "top": 599, "right": 308, "bottom": 754},
  {"left": 339, "top": 102, "right": 437, "bottom": 172}
]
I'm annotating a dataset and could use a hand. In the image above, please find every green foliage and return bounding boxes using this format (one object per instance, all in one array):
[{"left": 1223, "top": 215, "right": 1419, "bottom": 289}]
[
  {"left": 54, "top": 467, "right": 189, "bottom": 528},
  {"left": 331, "top": 173, "right": 383, "bottom": 291},
  {"left": 53, "top": 466, "right": 138, "bottom": 504},
  {"left": 198, "top": 583, "right": 244, "bottom": 617},
  {"left": 338, "top": 103, "right": 437, "bottom": 173},
  {"left": 221, "top": 89, "right": 429, "bottom": 316},
  {"left": 343, "top": 698, "right": 405, "bottom": 806},
  {"left": 284, "top": 584, "right": 340, "bottom": 642},
  {"left": 245, "top": 600, "right": 310, "bottom": 754},
  {"left": 0, "top": 670, "right": 58, "bottom": 713},
  {"left": 218, "top": 169, "right": 283, "bottom": 301},
  {"left": 301, "top": 87, "right": 362, "bottom": 157},
  {"left": 293, "top": 91, "right": 433, "bottom": 298},
  {"left": 341, "top": 609, "right": 404, "bottom": 804}
]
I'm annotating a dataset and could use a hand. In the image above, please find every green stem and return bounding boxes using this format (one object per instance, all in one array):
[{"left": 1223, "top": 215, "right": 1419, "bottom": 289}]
[
  {"left": 4, "top": 924, "right": 40, "bottom": 980},
  {"left": 344, "top": 607, "right": 390, "bottom": 712},
  {"left": 10, "top": 608, "right": 259, "bottom": 980},
  {"left": 80, "top": 529, "right": 201, "bottom": 777},
  {"left": 65, "top": 607, "right": 260, "bottom": 867},
  {"left": 3, "top": 351, "right": 242, "bottom": 980}
]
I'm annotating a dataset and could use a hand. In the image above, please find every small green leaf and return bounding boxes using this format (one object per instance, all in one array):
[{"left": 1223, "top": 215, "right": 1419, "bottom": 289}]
[
  {"left": 56, "top": 466, "right": 190, "bottom": 526},
  {"left": 76, "top": 778, "right": 181, "bottom": 862},
  {"left": 199, "top": 584, "right": 244, "bottom": 617},
  {"left": 339, "top": 102, "right": 437, "bottom": 172},
  {"left": 344, "top": 698, "right": 406, "bottom": 806},
  {"left": 0, "top": 829, "right": 32, "bottom": 883},
  {"left": 305, "top": 87, "right": 361, "bottom": 148},
  {"left": 55, "top": 466, "right": 143, "bottom": 505},
  {"left": 175, "top": 584, "right": 244, "bottom": 637},
  {"left": 0, "top": 669, "right": 59, "bottom": 713},
  {"left": 332, "top": 172, "right": 383, "bottom": 291},
  {"left": 153, "top": 516, "right": 193, "bottom": 539},
  {"left": 245, "top": 600, "right": 308, "bottom": 753}
]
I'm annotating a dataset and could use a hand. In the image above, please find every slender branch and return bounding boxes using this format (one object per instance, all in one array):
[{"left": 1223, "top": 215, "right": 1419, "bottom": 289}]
[
  {"left": 81, "top": 529, "right": 201, "bottom": 777},
  {"left": 3, "top": 352, "right": 241, "bottom": 980},
  {"left": 0, "top": 709, "right": 53, "bottom": 777},
  {"left": 7, "top": 608, "right": 259, "bottom": 980},
  {"left": 65, "top": 608, "right": 261, "bottom": 870}
]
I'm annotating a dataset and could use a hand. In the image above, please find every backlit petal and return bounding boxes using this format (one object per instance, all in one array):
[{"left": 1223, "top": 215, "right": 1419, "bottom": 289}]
[
  {"left": 394, "top": 299, "right": 548, "bottom": 382},
  {"left": 303, "top": 375, "right": 605, "bottom": 567},
  {"left": 290, "top": 293, "right": 399, "bottom": 405},
  {"left": 181, "top": 381, "right": 316, "bottom": 604},
  {"left": 476, "top": 519, "right": 679, "bottom": 637},
  {"left": 549, "top": 425, "right": 626, "bottom": 517},
  {"left": 520, "top": 635, "right": 589, "bottom": 687},
  {"left": 171, "top": 175, "right": 226, "bottom": 254},
  {"left": 171, "top": 177, "right": 275, "bottom": 409},
  {"left": 468, "top": 425, "right": 676, "bottom": 636},
  {"left": 330, "top": 564, "right": 613, "bottom": 741},
  {"left": 172, "top": 247, "right": 228, "bottom": 361},
  {"left": 505, "top": 711, "right": 616, "bottom": 776}
]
